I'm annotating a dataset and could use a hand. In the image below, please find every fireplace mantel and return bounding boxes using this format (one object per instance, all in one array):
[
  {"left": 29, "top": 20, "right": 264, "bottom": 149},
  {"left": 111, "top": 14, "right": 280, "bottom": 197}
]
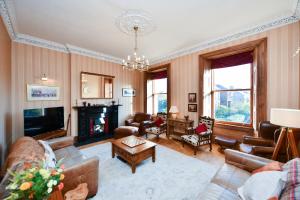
[{"left": 73, "top": 105, "right": 121, "bottom": 146}]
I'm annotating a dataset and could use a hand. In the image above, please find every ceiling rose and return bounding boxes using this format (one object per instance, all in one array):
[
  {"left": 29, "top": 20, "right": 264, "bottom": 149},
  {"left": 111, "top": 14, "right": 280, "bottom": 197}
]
[{"left": 115, "top": 9, "right": 156, "bottom": 36}]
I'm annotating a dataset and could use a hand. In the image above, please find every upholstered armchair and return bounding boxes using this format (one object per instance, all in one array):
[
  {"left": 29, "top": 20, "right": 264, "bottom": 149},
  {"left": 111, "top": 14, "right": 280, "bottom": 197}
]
[
  {"left": 125, "top": 112, "right": 152, "bottom": 135},
  {"left": 145, "top": 112, "right": 167, "bottom": 140},
  {"left": 181, "top": 116, "right": 215, "bottom": 155},
  {"left": 239, "top": 121, "right": 281, "bottom": 158}
]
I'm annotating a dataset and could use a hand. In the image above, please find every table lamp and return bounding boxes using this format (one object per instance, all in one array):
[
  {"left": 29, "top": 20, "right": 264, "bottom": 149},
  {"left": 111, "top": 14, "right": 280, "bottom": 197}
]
[
  {"left": 270, "top": 108, "right": 300, "bottom": 160},
  {"left": 169, "top": 106, "right": 179, "bottom": 119}
]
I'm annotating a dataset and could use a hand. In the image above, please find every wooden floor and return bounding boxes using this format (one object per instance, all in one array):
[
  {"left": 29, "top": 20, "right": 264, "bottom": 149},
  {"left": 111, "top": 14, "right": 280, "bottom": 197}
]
[{"left": 80, "top": 133, "right": 225, "bottom": 168}]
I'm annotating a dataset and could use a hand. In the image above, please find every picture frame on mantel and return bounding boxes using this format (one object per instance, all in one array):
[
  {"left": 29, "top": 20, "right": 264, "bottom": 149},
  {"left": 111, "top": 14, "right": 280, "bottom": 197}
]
[
  {"left": 27, "top": 84, "right": 60, "bottom": 101},
  {"left": 122, "top": 88, "right": 136, "bottom": 97}
]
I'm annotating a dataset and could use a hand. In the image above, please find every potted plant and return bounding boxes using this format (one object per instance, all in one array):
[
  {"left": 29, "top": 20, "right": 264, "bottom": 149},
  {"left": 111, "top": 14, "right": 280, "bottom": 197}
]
[{"left": 5, "top": 160, "right": 65, "bottom": 200}]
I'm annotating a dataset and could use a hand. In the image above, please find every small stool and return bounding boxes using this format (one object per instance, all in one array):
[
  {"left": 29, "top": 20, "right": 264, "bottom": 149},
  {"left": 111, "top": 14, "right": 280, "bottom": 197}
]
[
  {"left": 215, "top": 136, "right": 237, "bottom": 151},
  {"left": 64, "top": 183, "right": 89, "bottom": 200},
  {"left": 114, "top": 126, "right": 139, "bottom": 139}
]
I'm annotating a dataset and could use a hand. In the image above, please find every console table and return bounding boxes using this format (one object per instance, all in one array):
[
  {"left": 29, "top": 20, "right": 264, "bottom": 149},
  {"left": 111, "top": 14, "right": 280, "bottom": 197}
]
[{"left": 167, "top": 118, "right": 194, "bottom": 140}]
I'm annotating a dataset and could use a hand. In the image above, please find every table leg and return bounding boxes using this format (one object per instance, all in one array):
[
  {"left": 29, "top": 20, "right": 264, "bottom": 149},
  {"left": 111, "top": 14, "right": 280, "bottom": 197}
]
[
  {"left": 152, "top": 147, "right": 156, "bottom": 162},
  {"left": 112, "top": 145, "right": 115, "bottom": 158},
  {"left": 132, "top": 163, "right": 136, "bottom": 174}
]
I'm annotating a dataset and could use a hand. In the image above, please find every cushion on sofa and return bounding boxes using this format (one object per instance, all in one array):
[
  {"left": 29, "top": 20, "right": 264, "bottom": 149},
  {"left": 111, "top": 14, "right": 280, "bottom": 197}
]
[
  {"left": 3, "top": 137, "right": 45, "bottom": 171},
  {"left": 38, "top": 140, "right": 56, "bottom": 168},
  {"left": 280, "top": 158, "right": 300, "bottom": 199},
  {"left": 238, "top": 171, "right": 287, "bottom": 200},
  {"left": 200, "top": 183, "right": 240, "bottom": 200},
  {"left": 54, "top": 146, "right": 86, "bottom": 168},
  {"left": 211, "top": 163, "right": 251, "bottom": 192}
]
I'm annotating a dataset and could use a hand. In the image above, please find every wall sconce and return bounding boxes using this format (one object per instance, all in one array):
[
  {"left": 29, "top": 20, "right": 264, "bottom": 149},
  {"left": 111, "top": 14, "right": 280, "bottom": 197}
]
[{"left": 41, "top": 74, "right": 48, "bottom": 81}]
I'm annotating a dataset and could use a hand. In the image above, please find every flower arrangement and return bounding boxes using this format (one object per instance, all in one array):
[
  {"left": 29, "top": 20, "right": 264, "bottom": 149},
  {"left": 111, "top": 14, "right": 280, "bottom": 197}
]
[{"left": 5, "top": 160, "right": 65, "bottom": 200}]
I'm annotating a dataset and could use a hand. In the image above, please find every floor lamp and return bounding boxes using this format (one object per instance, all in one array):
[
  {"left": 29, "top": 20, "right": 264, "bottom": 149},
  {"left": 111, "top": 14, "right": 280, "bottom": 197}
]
[{"left": 270, "top": 108, "right": 300, "bottom": 161}]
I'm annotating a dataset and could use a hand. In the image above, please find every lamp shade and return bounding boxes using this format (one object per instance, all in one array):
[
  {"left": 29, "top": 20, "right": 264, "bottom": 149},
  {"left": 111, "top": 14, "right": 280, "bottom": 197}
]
[
  {"left": 169, "top": 106, "right": 179, "bottom": 113},
  {"left": 270, "top": 108, "right": 300, "bottom": 128}
]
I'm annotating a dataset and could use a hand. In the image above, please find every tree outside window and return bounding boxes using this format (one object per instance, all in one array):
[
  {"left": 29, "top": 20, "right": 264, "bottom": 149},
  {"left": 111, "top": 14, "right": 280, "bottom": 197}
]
[
  {"left": 147, "top": 78, "right": 167, "bottom": 114},
  {"left": 212, "top": 64, "right": 252, "bottom": 125}
]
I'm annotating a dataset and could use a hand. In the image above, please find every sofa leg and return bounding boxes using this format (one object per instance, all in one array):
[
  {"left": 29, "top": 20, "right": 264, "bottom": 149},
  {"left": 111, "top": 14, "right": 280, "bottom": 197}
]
[
  {"left": 194, "top": 146, "right": 197, "bottom": 155},
  {"left": 209, "top": 143, "right": 212, "bottom": 151}
]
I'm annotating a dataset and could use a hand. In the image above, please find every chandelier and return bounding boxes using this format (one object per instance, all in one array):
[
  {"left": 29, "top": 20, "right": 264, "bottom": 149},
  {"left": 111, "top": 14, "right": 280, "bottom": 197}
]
[{"left": 122, "top": 26, "right": 150, "bottom": 71}]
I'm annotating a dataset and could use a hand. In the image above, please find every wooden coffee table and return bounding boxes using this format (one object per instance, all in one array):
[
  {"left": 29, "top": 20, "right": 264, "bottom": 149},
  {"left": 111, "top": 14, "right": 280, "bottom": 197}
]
[{"left": 111, "top": 135, "right": 156, "bottom": 173}]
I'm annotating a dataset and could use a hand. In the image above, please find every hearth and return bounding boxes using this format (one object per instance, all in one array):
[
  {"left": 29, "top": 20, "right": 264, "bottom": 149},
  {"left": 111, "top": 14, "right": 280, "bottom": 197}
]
[{"left": 73, "top": 105, "right": 120, "bottom": 146}]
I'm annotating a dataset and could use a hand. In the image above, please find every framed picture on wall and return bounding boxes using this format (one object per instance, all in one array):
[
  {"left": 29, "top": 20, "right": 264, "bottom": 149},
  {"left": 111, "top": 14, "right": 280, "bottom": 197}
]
[
  {"left": 27, "top": 85, "right": 60, "bottom": 101},
  {"left": 122, "top": 88, "right": 136, "bottom": 97},
  {"left": 188, "top": 93, "right": 197, "bottom": 103},
  {"left": 188, "top": 104, "right": 197, "bottom": 112}
]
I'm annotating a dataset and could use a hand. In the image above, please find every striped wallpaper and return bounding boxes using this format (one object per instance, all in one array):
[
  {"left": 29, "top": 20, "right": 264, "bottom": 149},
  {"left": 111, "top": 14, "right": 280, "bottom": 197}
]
[{"left": 153, "top": 21, "right": 300, "bottom": 124}]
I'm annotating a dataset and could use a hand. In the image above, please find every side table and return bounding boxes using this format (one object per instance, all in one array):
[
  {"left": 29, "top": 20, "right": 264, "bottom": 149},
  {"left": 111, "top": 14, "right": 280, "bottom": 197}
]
[{"left": 167, "top": 118, "right": 194, "bottom": 140}]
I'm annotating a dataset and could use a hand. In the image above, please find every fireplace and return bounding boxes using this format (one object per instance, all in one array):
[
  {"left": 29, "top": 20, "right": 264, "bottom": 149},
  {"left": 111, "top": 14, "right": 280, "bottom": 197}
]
[{"left": 74, "top": 105, "right": 120, "bottom": 146}]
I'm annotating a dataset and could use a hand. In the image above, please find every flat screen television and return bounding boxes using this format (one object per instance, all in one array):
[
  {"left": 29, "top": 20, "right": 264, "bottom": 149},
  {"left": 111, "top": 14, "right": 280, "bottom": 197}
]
[{"left": 24, "top": 107, "right": 64, "bottom": 137}]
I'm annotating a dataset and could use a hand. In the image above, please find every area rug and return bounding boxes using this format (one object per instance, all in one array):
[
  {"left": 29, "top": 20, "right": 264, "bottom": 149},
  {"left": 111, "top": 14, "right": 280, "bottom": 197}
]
[{"left": 80, "top": 143, "right": 218, "bottom": 200}]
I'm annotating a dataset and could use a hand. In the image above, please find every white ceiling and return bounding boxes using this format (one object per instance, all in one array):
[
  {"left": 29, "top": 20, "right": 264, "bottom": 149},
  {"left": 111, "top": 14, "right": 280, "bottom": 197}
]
[{"left": 3, "top": 0, "right": 299, "bottom": 62}]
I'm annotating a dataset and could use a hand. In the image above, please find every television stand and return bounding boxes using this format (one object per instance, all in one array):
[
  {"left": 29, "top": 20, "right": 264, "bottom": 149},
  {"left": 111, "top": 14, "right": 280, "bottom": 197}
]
[
  {"left": 33, "top": 129, "right": 67, "bottom": 140},
  {"left": 32, "top": 114, "right": 70, "bottom": 140}
]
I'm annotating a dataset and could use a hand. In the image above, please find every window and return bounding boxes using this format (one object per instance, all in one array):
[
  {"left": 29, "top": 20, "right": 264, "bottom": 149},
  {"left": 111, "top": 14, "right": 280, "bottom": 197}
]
[
  {"left": 147, "top": 78, "right": 167, "bottom": 114},
  {"left": 212, "top": 64, "right": 252, "bottom": 125}
]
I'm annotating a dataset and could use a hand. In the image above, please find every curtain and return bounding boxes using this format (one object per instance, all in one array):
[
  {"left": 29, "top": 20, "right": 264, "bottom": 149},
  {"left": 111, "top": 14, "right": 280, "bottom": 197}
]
[
  {"left": 211, "top": 51, "right": 253, "bottom": 69},
  {"left": 149, "top": 70, "right": 167, "bottom": 80}
]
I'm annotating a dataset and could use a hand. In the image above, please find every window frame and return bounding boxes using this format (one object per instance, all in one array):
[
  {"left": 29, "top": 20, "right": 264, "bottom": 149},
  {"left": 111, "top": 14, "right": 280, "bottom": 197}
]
[
  {"left": 147, "top": 78, "right": 168, "bottom": 115},
  {"left": 211, "top": 63, "right": 253, "bottom": 127}
]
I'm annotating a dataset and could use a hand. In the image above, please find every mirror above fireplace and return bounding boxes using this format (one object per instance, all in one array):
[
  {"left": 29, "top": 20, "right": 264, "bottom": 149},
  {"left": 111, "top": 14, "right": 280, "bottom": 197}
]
[{"left": 81, "top": 72, "right": 114, "bottom": 99}]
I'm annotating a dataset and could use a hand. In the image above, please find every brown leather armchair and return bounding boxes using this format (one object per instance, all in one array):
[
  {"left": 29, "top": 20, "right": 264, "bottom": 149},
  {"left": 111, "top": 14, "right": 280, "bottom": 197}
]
[
  {"left": 125, "top": 112, "right": 152, "bottom": 135},
  {"left": 239, "top": 121, "right": 281, "bottom": 158}
]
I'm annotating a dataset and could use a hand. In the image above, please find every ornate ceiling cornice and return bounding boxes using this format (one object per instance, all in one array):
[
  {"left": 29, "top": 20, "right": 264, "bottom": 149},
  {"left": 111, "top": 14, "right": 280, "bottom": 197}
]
[
  {"left": 0, "top": 0, "right": 122, "bottom": 64},
  {"left": 16, "top": 34, "right": 68, "bottom": 53},
  {"left": 1, "top": 0, "right": 300, "bottom": 65},
  {"left": 0, "top": 0, "right": 16, "bottom": 39},
  {"left": 66, "top": 45, "right": 122, "bottom": 64}
]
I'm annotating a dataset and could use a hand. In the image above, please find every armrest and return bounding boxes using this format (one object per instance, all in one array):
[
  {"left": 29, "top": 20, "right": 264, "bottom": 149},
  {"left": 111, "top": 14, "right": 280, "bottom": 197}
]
[
  {"left": 141, "top": 120, "right": 155, "bottom": 127},
  {"left": 63, "top": 156, "right": 99, "bottom": 197},
  {"left": 186, "top": 127, "right": 195, "bottom": 131},
  {"left": 47, "top": 136, "right": 74, "bottom": 151},
  {"left": 225, "top": 149, "right": 274, "bottom": 172},
  {"left": 243, "top": 136, "right": 274, "bottom": 147},
  {"left": 252, "top": 146, "right": 275, "bottom": 154},
  {"left": 186, "top": 127, "right": 195, "bottom": 134},
  {"left": 199, "top": 130, "right": 212, "bottom": 137},
  {"left": 160, "top": 122, "right": 167, "bottom": 128},
  {"left": 125, "top": 118, "right": 134, "bottom": 126}
]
